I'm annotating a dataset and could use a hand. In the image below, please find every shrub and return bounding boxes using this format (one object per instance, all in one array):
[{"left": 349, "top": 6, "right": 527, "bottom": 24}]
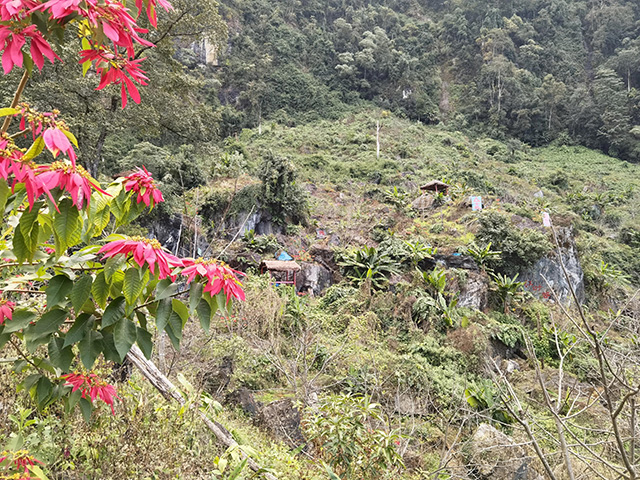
[
  {"left": 258, "top": 151, "right": 308, "bottom": 225},
  {"left": 476, "top": 211, "right": 551, "bottom": 274}
]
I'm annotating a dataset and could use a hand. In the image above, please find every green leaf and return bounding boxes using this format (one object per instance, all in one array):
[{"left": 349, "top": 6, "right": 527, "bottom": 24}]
[
  {"left": 196, "top": 299, "right": 212, "bottom": 334},
  {"left": 63, "top": 313, "right": 93, "bottom": 348},
  {"left": 62, "top": 129, "right": 78, "bottom": 148},
  {"left": 3, "top": 309, "right": 36, "bottom": 333},
  {"left": 48, "top": 336, "right": 73, "bottom": 372},
  {"left": 155, "top": 297, "right": 172, "bottom": 332},
  {"left": 46, "top": 274, "right": 73, "bottom": 309},
  {"left": 92, "top": 272, "right": 109, "bottom": 308},
  {"left": 165, "top": 311, "right": 183, "bottom": 350},
  {"left": 123, "top": 267, "right": 144, "bottom": 305},
  {"left": 0, "top": 107, "right": 19, "bottom": 117},
  {"left": 102, "top": 296, "right": 125, "bottom": 328},
  {"left": 99, "top": 332, "right": 121, "bottom": 363},
  {"left": 136, "top": 327, "right": 153, "bottom": 359},
  {"left": 71, "top": 275, "right": 93, "bottom": 313},
  {"left": 24, "top": 308, "right": 67, "bottom": 353},
  {"left": 155, "top": 278, "right": 176, "bottom": 300},
  {"left": 34, "top": 376, "right": 53, "bottom": 410},
  {"left": 79, "top": 397, "right": 93, "bottom": 422},
  {"left": 104, "top": 254, "right": 126, "bottom": 283},
  {"left": 23, "top": 136, "right": 45, "bottom": 161},
  {"left": 53, "top": 199, "right": 82, "bottom": 254},
  {"left": 171, "top": 299, "right": 189, "bottom": 324},
  {"left": 0, "top": 178, "right": 9, "bottom": 212},
  {"left": 12, "top": 226, "right": 28, "bottom": 264},
  {"left": 79, "top": 329, "right": 103, "bottom": 369},
  {"left": 189, "top": 281, "right": 203, "bottom": 313},
  {"left": 113, "top": 318, "right": 137, "bottom": 361}
]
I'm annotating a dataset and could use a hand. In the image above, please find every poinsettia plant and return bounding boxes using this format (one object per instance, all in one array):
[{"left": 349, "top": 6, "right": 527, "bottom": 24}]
[{"left": 0, "top": 1, "right": 242, "bottom": 476}]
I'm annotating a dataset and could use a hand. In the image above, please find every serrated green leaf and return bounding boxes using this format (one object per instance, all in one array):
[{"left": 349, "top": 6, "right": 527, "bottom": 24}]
[
  {"left": 104, "top": 254, "right": 126, "bottom": 283},
  {"left": 113, "top": 318, "right": 137, "bottom": 361},
  {"left": 0, "top": 178, "right": 9, "bottom": 212},
  {"left": 91, "top": 272, "right": 109, "bottom": 308},
  {"left": 79, "top": 397, "right": 93, "bottom": 422},
  {"left": 53, "top": 199, "right": 81, "bottom": 254},
  {"left": 165, "top": 311, "right": 183, "bottom": 350},
  {"left": 24, "top": 308, "right": 67, "bottom": 353},
  {"left": 71, "top": 275, "right": 93, "bottom": 313},
  {"left": 46, "top": 274, "right": 73, "bottom": 309},
  {"left": 123, "top": 267, "right": 144, "bottom": 305},
  {"left": 102, "top": 296, "right": 125, "bottom": 328},
  {"left": 34, "top": 376, "right": 53, "bottom": 410},
  {"left": 99, "top": 332, "right": 121, "bottom": 363},
  {"left": 155, "top": 278, "right": 176, "bottom": 300}
]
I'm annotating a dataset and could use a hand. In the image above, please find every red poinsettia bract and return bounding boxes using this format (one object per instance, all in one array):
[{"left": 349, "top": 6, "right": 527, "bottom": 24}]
[
  {"left": 79, "top": 48, "right": 148, "bottom": 108},
  {"left": 0, "top": 449, "right": 43, "bottom": 476},
  {"left": 0, "top": 23, "right": 58, "bottom": 74},
  {"left": 35, "top": 161, "right": 107, "bottom": 209},
  {"left": 124, "top": 166, "right": 163, "bottom": 208},
  {"left": 134, "top": 0, "right": 172, "bottom": 27},
  {"left": 42, "top": 126, "right": 76, "bottom": 164},
  {"left": 0, "top": 298, "right": 15, "bottom": 325},
  {"left": 61, "top": 372, "right": 120, "bottom": 415},
  {"left": 99, "top": 236, "right": 183, "bottom": 280},
  {"left": 181, "top": 258, "right": 246, "bottom": 303}
]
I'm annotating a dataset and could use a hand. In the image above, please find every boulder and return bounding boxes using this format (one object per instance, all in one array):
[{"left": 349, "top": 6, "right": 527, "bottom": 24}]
[
  {"left": 297, "top": 262, "right": 333, "bottom": 296},
  {"left": 467, "top": 423, "right": 543, "bottom": 480},
  {"left": 201, "top": 356, "right": 234, "bottom": 397},
  {"left": 257, "top": 399, "right": 305, "bottom": 449},
  {"left": 520, "top": 226, "right": 585, "bottom": 305},
  {"left": 225, "top": 387, "right": 261, "bottom": 416},
  {"left": 458, "top": 271, "right": 489, "bottom": 310}
]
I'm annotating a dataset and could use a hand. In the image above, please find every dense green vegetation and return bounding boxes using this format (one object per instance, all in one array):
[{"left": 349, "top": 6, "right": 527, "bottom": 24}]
[
  {"left": 2, "top": 0, "right": 640, "bottom": 479},
  {"left": 218, "top": 0, "right": 640, "bottom": 161}
]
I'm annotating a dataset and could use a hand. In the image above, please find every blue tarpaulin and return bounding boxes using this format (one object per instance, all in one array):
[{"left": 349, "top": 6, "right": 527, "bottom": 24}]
[{"left": 277, "top": 251, "right": 293, "bottom": 261}]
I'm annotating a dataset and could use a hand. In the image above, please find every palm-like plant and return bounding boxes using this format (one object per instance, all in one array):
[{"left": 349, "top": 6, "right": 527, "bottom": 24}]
[
  {"left": 490, "top": 272, "right": 526, "bottom": 313},
  {"left": 466, "top": 242, "right": 502, "bottom": 271},
  {"left": 337, "top": 246, "right": 401, "bottom": 289}
]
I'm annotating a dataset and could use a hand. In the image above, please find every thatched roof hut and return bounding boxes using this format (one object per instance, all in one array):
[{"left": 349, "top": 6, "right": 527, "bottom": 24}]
[
  {"left": 260, "top": 260, "right": 301, "bottom": 272},
  {"left": 420, "top": 180, "right": 450, "bottom": 194}
]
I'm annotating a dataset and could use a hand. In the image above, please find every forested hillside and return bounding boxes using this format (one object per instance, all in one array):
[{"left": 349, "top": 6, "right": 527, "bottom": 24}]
[{"left": 218, "top": 0, "right": 640, "bottom": 161}]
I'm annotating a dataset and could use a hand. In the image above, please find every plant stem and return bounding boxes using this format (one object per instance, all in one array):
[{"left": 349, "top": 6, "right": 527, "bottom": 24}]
[
  {"left": 2, "top": 70, "right": 30, "bottom": 133},
  {"left": 10, "top": 338, "right": 43, "bottom": 374}
]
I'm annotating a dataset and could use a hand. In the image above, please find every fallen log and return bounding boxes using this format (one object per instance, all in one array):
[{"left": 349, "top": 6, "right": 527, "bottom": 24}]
[{"left": 127, "top": 344, "right": 278, "bottom": 480}]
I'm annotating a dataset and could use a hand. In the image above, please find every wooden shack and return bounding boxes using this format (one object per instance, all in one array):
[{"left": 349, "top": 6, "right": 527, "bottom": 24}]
[
  {"left": 420, "top": 180, "right": 450, "bottom": 195},
  {"left": 260, "top": 260, "right": 302, "bottom": 286}
]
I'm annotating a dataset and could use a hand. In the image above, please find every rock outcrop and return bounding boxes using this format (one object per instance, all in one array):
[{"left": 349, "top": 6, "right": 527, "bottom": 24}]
[
  {"left": 458, "top": 271, "right": 489, "bottom": 310},
  {"left": 520, "top": 226, "right": 585, "bottom": 305},
  {"left": 297, "top": 262, "right": 333, "bottom": 296},
  {"left": 257, "top": 399, "right": 305, "bottom": 449},
  {"left": 467, "top": 423, "right": 543, "bottom": 480}
]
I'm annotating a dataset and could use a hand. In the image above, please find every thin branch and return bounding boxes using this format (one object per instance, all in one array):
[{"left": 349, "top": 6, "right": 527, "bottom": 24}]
[{"left": 2, "top": 70, "right": 29, "bottom": 133}]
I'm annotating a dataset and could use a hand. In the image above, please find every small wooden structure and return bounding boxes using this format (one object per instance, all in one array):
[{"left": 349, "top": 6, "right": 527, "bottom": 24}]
[
  {"left": 420, "top": 180, "right": 450, "bottom": 195},
  {"left": 260, "top": 260, "right": 301, "bottom": 286}
]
